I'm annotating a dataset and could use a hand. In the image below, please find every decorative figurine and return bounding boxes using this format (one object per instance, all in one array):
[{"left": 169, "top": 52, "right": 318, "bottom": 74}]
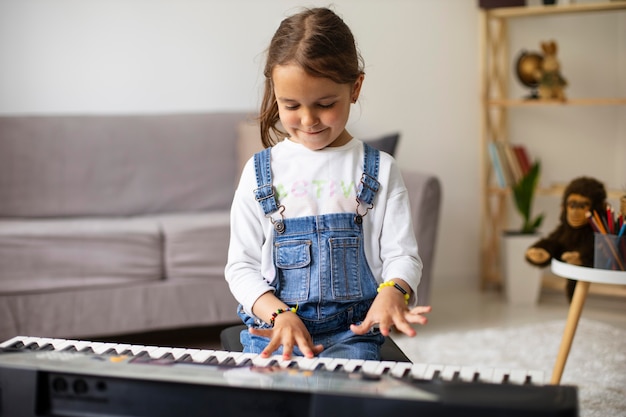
[
  {"left": 525, "top": 177, "right": 607, "bottom": 300},
  {"left": 535, "top": 40, "right": 568, "bottom": 101}
]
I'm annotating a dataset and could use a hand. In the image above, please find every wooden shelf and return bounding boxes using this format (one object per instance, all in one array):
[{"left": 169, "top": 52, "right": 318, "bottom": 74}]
[
  {"left": 487, "top": 2, "right": 626, "bottom": 19},
  {"left": 488, "top": 185, "right": 625, "bottom": 200},
  {"left": 489, "top": 97, "right": 626, "bottom": 107},
  {"left": 478, "top": 3, "right": 625, "bottom": 291}
]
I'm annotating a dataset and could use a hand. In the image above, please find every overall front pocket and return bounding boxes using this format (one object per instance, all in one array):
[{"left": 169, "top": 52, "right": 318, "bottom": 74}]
[
  {"left": 329, "top": 236, "right": 363, "bottom": 300},
  {"left": 274, "top": 240, "right": 311, "bottom": 302}
]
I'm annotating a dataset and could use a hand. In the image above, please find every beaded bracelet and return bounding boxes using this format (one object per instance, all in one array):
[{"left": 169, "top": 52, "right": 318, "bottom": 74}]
[
  {"left": 377, "top": 280, "right": 410, "bottom": 305},
  {"left": 269, "top": 305, "right": 298, "bottom": 326}
]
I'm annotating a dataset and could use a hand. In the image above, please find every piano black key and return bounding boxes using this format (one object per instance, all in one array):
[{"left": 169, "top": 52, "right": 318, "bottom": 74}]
[
  {"left": 220, "top": 357, "right": 237, "bottom": 366},
  {"left": 62, "top": 345, "right": 78, "bottom": 352},
  {"left": 24, "top": 342, "right": 40, "bottom": 350},
  {"left": 176, "top": 354, "right": 194, "bottom": 363},
  {"left": 239, "top": 358, "right": 252, "bottom": 366},
  {"left": 79, "top": 347, "right": 95, "bottom": 354},
  {"left": 203, "top": 356, "right": 219, "bottom": 365},
  {"left": 314, "top": 362, "right": 326, "bottom": 371},
  {"left": 7, "top": 341, "right": 25, "bottom": 349},
  {"left": 381, "top": 366, "right": 392, "bottom": 375},
  {"left": 39, "top": 343, "right": 55, "bottom": 351},
  {"left": 159, "top": 353, "right": 175, "bottom": 360}
]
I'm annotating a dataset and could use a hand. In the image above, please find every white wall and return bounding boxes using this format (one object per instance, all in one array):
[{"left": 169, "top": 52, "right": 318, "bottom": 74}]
[{"left": 0, "top": 0, "right": 623, "bottom": 293}]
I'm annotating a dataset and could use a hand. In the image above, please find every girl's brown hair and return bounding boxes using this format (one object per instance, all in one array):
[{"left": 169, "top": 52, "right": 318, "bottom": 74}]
[{"left": 258, "top": 7, "right": 364, "bottom": 148}]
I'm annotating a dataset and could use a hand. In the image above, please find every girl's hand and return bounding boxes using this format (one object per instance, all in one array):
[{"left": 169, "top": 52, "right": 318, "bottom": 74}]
[
  {"left": 249, "top": 312, "right": 324, "bottom": 360},
  {"left": 350, "top": 284, "right": 431, "bottom": 337}
]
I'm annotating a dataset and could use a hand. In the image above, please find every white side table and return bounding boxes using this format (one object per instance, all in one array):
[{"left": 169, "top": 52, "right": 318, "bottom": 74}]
[{"left": 550, "top": 259, "right": 626, "bottom": 384}]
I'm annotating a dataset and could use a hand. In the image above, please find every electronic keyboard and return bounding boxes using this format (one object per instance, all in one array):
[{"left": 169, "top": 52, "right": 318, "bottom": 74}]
[{"left": 0, "top": 336, "right": 578, "bottom": 417}]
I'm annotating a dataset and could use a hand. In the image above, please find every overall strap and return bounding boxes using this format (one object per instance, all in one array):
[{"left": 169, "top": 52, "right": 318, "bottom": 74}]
[
  {"left": 253, "top": 148, "right": 285, "bottom": 233},
  {"left": 355, "top": 143, "right": 380, "bottom": 222}
]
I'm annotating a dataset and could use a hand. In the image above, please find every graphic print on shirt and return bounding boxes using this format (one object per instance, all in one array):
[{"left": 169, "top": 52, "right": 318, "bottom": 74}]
[{"left": 274, "top": 178, "right": 358, "bottom": 216}]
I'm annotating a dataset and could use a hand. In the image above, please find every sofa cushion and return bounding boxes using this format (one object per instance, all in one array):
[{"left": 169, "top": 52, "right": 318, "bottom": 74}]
[
  {"left": 0, "top": 113, "right": 250, "bottom": 217},
  {"left": 365, "top": 132, "right": 400, "bottom": 156},
  {"left": 157, "top": 211, "right": 230, "bottom": 279},
  {"left": 0, "top": 217, "right": 163, "bottom": 294}
]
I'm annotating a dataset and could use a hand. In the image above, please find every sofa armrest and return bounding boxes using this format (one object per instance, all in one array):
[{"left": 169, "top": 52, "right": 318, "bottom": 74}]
[{"left": 401, "top": 169, "right": 442, "bottom": 305}]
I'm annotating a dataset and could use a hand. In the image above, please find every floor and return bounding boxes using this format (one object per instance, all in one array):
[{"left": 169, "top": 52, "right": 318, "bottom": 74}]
[
  {"left": 96, "top": 284, "right": 626, "bottom": 351},
  {"left": 419, "top": 284, "right": 626, "bottom": 335}
]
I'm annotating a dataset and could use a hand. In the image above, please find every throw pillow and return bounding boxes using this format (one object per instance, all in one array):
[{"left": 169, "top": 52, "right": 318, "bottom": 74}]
[{"left": 364, "top": 133, "right": 400, "bottom": 156}]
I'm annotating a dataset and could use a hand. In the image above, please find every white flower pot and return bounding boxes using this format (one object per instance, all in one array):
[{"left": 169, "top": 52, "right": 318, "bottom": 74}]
[{"left": 501, "top": 232, "right": 543, "bottom": 305}]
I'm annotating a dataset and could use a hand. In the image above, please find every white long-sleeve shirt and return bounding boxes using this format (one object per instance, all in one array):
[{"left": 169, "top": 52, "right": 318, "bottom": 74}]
[{"left": 225, "top": 138, "right": 422, "bottom": 316}]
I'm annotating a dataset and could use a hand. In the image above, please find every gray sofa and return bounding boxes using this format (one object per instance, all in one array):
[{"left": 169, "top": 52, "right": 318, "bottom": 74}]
[{"left": 0, "top": 113, "right": 441, "bottom": 342}]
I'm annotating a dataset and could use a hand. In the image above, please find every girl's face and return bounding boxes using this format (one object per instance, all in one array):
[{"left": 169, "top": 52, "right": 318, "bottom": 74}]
[{"left": 272, "top": 63, "right": 363, "bottom": 151}]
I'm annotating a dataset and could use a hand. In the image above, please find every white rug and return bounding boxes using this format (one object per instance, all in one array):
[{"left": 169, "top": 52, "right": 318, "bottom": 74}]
[{"left": 397, "top": 318, "right": 626, "bottom": 417}]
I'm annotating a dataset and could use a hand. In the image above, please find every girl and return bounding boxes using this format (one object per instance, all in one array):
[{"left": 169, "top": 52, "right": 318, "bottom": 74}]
[{"left": 225, "top": 7, "right": 430, "bottom": 361}]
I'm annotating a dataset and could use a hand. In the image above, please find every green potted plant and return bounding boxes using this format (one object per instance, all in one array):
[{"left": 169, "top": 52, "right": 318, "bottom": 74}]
[
  {"left": 511, "top": 161, "right": 544, "bottom": 234},
  {"left": 503, "top": 161, "right": 545, "bottom": 305}
]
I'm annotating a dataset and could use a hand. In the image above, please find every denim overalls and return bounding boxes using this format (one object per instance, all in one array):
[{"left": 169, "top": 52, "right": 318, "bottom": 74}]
[{"left": 238, "top": 143, "right": 385, "bottom": 360}]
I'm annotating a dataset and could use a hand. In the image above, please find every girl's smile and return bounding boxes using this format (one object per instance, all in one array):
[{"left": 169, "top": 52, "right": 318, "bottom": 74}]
[{"left": 272, "top": 63, "right": 363, "bottom": 150}]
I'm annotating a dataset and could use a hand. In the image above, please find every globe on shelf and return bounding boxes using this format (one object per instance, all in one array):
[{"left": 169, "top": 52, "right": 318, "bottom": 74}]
[{"left": 515, "top": 50, "right": 543, "bottom": 100}]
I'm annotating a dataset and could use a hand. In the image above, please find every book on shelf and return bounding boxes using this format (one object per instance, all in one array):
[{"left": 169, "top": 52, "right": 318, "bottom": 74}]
[
  {"left": 502, "top": 143, "right": 522, "bottom": 184},
  {"left": 513, "top": 145, "right": 531, "bottom": 175},
  {"left": 487, "top": 142, "right": 533, "bottom": 188},
  {"left": 487, "top": 141, "right": 507, "bottom": 188}
]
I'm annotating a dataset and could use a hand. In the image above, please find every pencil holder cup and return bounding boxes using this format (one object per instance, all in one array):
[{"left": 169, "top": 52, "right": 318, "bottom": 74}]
[{"left": 594, "top": 233, "right": 625, "bottom": 271}]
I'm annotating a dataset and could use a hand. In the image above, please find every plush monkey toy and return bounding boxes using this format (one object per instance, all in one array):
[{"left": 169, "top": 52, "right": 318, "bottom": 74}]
[{"left": 525, "top": 177, "right": 607, "bottom": 300}]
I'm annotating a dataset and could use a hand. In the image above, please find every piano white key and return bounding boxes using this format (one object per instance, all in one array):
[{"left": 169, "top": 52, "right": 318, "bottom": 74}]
[
  {"left": 251, "top": 355, "right": 279, "bottom": 367},
  {"left": 390, "top": 362, "right": 412, "bottom": 378},
  {"left": 125, "top": 345, "right": 153, "bottom": 356},
  {"left": 424, "top": 364, "right": 444, "bottom": 380},
  {"left": 267, "top": 355, "right": 294, "bottom": 369},
  {"left": 46, "top": 339, "right": 75, "bottom": 352},
  {"left": 509, "top": 369, "right": 529, "bottom": 385},
  {"left": 88, "top": 342, "right": 118, "bottom": 355},
  {"left": 0, "top": 335, "right": 28, "bottom": 348},
  {"left": 234, "top": 352, "right": 257, "bottom": 365},
  {"left": 360, "top": 360, "right": 382, "bottom": 374},
  {"left": 492, "top": 368, "right": 510, "bottom": 384},
  {"left": 441, "top": 365, "right": 461, "bottom": 381},
  {"left": 209, "top": 350, "right": 234, "bottom": 364},
  {"left": 341, "top": 359, "right": 364, "bottom": 373},
  {"left": 189, "top": 349, "right": 216, "bottom": 363},
  {"left": 66, "top": 340, "right": 93, "bottom": 352},
  {"left": 23, "top": 337, "right": 56, "bottom": 350},
  {"left": 148, "top": 347, "right": 174, "bottom": 359},
  {"left": 373, "top": 360, "right": 397, "bottom": 376},
  {"left": 163, "top": 348, "right": 189, "bottom": 360},
  {"left": 475, "top": 367, "right": 494, "bottom": 383},
  {"left": 312, "top": 357, "right": 335, "bottom": 371},
  {"left": 17, "top": 336, "right": 42, "bottom": 349},
  {"left": 527, "top": 369, "right": 546, "bottom": 385},
  {"left": 409, "top": 363, "right": 428, "bottom": 379},
  {"left": 459, "top": 366, "right": 479, "bottom": 382},
  {"left": 326, "top": 358, "right": 350, "bottom": 372},
  {"left": 292, "top": 357, "right": 319, "bottom": 371},
  {"left": 107, "top": 343, "right": 134, "bottom": 355}
]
